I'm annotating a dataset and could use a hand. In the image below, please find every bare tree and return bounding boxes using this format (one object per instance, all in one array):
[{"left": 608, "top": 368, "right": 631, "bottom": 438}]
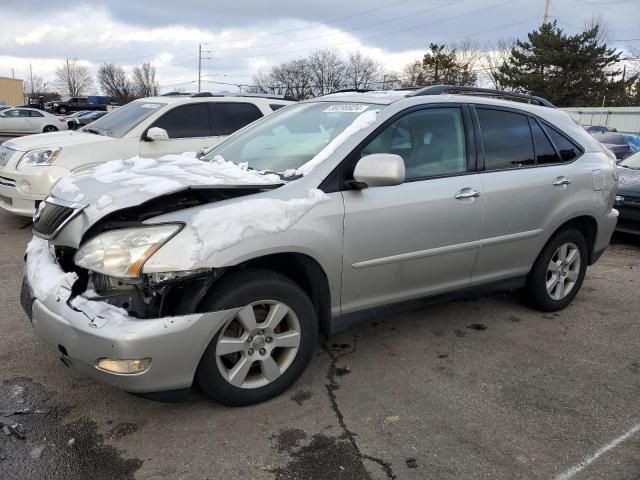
[
  {"left": 270, "top": 59, "right": 313, "bottom": 100},
  {"left": 132, "top": 62, "right": 159, "bottom": 97},
  {"left": 24, "top": 75, "right": 49, "bottom": 96},
  {"left": 344, "top": 51, "right": 383, "bottom": 89},
  {"left": 250, "top": 71, "right": 282, "bottom": 95},
  {"left": 98, "top": 63, "right": 135, "bottom": 104},
  {"left": 400, "top": 60, "right": 427, "bottom": 87},
  {"left": 308, "top": 49, "right": 345, "bottom": 95},
  {"left": 55, "top": 58, "right": 93, "bottom": 97},
  {"left": 482, "top": 39, "right": 515, "bottom": 90},
  {"left": 452, "top": 39, "right": 481, "bottom": 86}
]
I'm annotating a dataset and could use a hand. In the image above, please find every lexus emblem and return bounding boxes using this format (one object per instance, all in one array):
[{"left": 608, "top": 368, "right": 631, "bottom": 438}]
[{"left": 615, "top": 195, "right": 624, "bottom": 205}]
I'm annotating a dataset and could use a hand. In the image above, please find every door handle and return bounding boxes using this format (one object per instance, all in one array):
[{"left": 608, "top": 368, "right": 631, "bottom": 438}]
[
  {"left": 455, "top": 189, "right": 481, "bottom": 200},
  {"left": 553, "top": 177, "right": 572, "bottom": 186}
]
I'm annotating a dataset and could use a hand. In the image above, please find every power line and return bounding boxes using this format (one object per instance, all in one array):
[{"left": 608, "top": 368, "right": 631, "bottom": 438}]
[
  {"left": 201, "top": 0, "right": 523, "bottom": 61},
  {"left": 202, "top": 0, "right": 469, "bottom": 54},
  {"left": 201, "top": 0, "right": 412, "bottom": 47}
]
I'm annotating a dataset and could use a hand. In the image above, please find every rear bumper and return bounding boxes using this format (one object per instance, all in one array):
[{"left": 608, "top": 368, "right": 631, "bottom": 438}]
[
  {"left": 591, "top": 209, "right": 619, "bottom": 264},
  {"left": 22, "top": 277, "right": 235, "bottom": 393}
]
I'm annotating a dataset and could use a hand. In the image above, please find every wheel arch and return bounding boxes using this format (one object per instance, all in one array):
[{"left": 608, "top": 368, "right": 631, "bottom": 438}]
[
  {"left": 204, "top": 252, "right": 332, "bottom": 335},
  {"left": 542, "top": 215, "right": 598, "bottom": 265}
]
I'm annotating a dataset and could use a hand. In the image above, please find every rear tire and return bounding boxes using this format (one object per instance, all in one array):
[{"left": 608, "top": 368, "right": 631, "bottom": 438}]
[
  {"left": 43, "top": 125, "right": 58, "bottom": 133},
  {"left": 524, "top": 228, "right": 588, "bottom": 312},
  {"left": 196, "top": 269, "right": 318, "bottom": 406}
]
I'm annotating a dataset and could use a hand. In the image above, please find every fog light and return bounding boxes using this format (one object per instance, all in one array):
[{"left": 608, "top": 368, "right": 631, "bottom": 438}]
[
  {"left": 18, "top": 180, "right": 32, "bottom": 194},
  {"left": 95, "top": 358, "right": 151, "bottom": 374}
]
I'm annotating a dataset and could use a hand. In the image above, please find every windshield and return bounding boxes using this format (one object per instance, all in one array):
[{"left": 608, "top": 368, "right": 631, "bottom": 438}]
[
  {"left": 203, "top": 102, "right": 378, "bottom": 172},
  {"left": 82, "top": 101, "right": 165, "bottom": 138},
  {"left": 620, "top": 151, "right": 640, "bottom": 169}
]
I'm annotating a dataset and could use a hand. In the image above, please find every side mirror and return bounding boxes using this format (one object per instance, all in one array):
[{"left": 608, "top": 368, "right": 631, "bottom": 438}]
[
  {"left": 145, "top": 127, "right": 169, "bottom": 141},
  {"left": 352, "top": 153, "right": 405, "bottom": 188}
]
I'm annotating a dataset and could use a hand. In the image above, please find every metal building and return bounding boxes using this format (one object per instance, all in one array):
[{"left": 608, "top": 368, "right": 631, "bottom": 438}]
[
  {"left": 563, "top": 106, "right": 640, "bottom": 133},
  {"left": 0, "top": 77, "right": 25, "bottom": 107}
]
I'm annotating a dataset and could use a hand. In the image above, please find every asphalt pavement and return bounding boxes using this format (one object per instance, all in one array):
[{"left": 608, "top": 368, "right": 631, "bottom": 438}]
[{"left": 1, "top": 207, "right": 640, "bottom": 480}]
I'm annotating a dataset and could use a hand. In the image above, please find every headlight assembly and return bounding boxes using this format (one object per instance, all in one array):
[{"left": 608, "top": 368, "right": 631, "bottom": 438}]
[
  {"left": 74, "top": 224, "right": 182, "bottom": 278},
  {"left": 17, "top": 147, "right": 62, "bottom": 168}
]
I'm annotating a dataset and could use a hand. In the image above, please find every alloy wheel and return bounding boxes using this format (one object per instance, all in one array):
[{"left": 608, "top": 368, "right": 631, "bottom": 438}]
[
  {"left": 546, "top": 242, "right": 581, "bottom": 300},
  {"left": 215, "top": 301, "right": 301, "bottom": 389}
]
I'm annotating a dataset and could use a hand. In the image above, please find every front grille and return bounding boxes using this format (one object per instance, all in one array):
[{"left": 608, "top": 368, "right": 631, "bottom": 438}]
[
  {"left": 0, "top": 175, "right": 16, "bottom": 187},
  {"left": 32, "top": 197, "right": 86, "bottom": 240}
]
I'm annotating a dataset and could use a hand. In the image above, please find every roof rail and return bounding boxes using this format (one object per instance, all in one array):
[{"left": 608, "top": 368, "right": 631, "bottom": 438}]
[
  {"left": 190, "top": 92, "right": 297, "bottom": 102},
  {"left": 407, "top": 85, "right": 555, "bottom": 108},
  {"left": 330, "top": 88, "right": 374, "bottom": 94}
]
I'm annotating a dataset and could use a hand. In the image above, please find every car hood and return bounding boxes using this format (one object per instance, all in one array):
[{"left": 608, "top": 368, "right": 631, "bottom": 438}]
[
  {"left": 49, "top": 153, "right": 285, "bottom": 229},
  {"left": 4, "top": 130, "right": 116, "bottom": 152},
  {"left": 617, "top": 166, "right": 640, "bottom": 196}
]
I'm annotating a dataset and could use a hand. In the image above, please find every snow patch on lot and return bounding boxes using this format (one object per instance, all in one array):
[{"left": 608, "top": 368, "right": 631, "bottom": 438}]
[
  {"left": 286, "top": 109, "right": 379, "bottom": 177},
  {"left": 51, "top": 153, "right": 283, "bottom": 203},
  {"left": 25, "top": 237, "right": 78, "bottom": 301},
  {"left": 190, "top": 188, "right": 329, "bottom": 265}
]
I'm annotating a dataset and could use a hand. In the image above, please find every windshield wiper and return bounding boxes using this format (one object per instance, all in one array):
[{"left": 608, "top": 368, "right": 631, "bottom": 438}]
[{"left": 83, "top": 128, "right": 104, "bottom": 136}]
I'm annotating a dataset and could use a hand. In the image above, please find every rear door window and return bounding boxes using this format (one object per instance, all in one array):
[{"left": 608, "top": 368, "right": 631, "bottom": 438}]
[
  {"left": 209, "top": 102, "right": 263, "bottom": 136},
  {"left": 477, "top": 108, "right": 535, "bottom": 170},
  {"left": 151, "top": 103, "right": 210, "bottom": 139},
  {"left": 29, "top": 110, "right": 44, "bottom": 117}
]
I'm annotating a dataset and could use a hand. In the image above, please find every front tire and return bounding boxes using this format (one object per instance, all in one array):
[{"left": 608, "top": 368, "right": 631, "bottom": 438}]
[
  {"left": 196, "top": 269, "right": 318, "bottom": 406},
  {"left": 524, "top": 228, "right": 588, "bottom": 311}
]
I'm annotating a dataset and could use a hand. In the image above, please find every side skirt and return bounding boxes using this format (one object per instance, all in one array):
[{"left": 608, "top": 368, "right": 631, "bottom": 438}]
[{"left": 330, "top": 276, "right": 526, "bottom": 334}]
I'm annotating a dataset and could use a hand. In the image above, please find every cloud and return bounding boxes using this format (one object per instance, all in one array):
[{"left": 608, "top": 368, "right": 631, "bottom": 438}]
[{"left": 1, "top": 0, "right": 639, "bottom": 94}]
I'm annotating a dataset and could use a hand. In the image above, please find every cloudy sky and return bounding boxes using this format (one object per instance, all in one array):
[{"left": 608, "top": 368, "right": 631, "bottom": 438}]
[{"left": 1, "top": 0, "right": 639, "bottom": 94}]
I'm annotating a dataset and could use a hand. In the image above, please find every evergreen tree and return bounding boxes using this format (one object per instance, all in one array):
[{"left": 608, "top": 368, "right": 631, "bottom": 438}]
[
  {"left": 422, "top": 43, "right": 477, "bottom": 86},
  {"left": 497, "top": 22, "right": 627, "bottom": 107}
]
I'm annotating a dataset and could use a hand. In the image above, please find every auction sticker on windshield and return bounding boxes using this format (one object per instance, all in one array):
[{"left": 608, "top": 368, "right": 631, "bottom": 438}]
[
  {"left": 323, "top": 104, "right": 369, "bottom": 113},
  {"left": 140, "top": 104, "right": 162, "bottom": 109}
]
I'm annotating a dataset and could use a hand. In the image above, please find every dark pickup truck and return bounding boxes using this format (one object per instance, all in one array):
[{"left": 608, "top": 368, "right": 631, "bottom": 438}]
[{"left": 46, "top": 96, "right": 116, "bottom": 114}]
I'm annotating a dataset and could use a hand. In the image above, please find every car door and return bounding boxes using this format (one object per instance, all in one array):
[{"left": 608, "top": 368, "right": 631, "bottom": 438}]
[
  {"left": 340, "top": 105, "right": 484, "bottom": 314},
  {"left": 209, "top": 102, "right": 263, "bottom": 144},
  {"left": 29, "top": 110, "right": 45, "bottom": 133},
  {"left": 470, "top": 106, "right": 580, "bottom": 285},
  {"left": 6, "top": 109, "right": 34, "bottom": 133},
  {"left": 140, "top": 103, "right": 213, "bottom": 157}
]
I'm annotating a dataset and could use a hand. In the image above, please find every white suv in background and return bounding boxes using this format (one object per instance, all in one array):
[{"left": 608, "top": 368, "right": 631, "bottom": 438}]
[{"left": 0, "top": 94, "right": 293, "bottom": 216}]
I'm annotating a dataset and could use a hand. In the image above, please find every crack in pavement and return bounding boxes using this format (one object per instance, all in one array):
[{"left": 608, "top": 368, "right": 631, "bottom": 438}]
[{"left": 322, "top": 336, "right": 396, "bottom": 480}]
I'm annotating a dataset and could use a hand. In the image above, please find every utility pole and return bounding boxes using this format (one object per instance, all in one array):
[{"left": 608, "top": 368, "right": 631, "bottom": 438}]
[
  {"left": 11, "top": 68, "right": 14, "bottom": 79},
  {"left": 198, "top": 44, "right": 202, "bottom": 93},
  {"left": 543, "top": 0, "right": 550, "bottom": 24},
  {"left": 29, "top": 63, "right": 34, "bottom": 95}
]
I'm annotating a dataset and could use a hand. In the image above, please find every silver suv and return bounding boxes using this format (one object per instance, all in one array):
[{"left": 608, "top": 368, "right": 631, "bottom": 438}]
[{"left": 21, "top": 86, "right": 618, "bottom": 406}]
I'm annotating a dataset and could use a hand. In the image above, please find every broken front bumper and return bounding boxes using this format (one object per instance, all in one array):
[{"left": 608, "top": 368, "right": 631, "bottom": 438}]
[{"left": 21, "top": 277, "right": 236, "bottom": 394}]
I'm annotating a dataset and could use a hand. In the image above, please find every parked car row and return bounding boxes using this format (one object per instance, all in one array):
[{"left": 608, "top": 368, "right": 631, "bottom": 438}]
[
  {"left": 0, "top": 107, "right": 68, "bottom": 135},
  {"left": 0, "top": 93, "right": 293, "bottom": 215},
  {"left": 7, "top": 85, "right": 620, "bottom": 406}
]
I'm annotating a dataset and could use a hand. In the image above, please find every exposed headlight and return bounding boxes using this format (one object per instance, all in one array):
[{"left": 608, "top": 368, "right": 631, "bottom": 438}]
[
  {"left": 17, "top": 147, "right": 62, "bottom": 168},
  {"left": 74, "top": 225, "right": 182, "bottom": 278}
]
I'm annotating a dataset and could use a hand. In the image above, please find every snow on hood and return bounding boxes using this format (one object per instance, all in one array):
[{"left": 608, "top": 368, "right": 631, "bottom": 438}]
[
  {"left": 187, "top": 188, "right": 329, "bottom": 266},
  {"left": 285, "top": 109, "right": 379, "bottom": 177},
  {"left": 51, "top": 152, "right": 284, "bottom": 207},
  {"left": 6, "top": 130, "right": 115, "bottom": 152}
]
